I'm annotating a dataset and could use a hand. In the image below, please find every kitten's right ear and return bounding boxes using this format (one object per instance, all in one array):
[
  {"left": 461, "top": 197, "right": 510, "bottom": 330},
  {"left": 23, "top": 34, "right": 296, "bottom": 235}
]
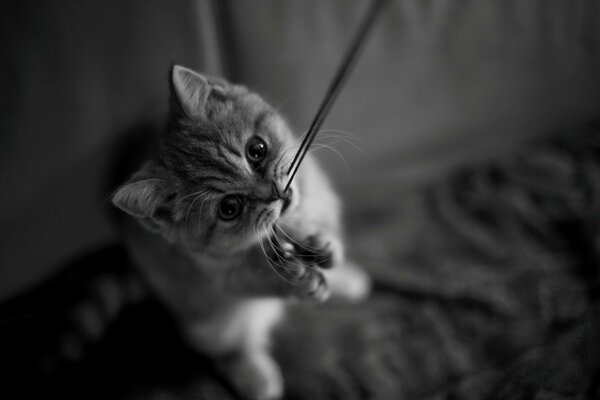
[
  {"left": 112, "top": 163, "right": 174, "bottom": 232},
  {"left": 170, "top": 65, "right": 211, "bottom": 118}
]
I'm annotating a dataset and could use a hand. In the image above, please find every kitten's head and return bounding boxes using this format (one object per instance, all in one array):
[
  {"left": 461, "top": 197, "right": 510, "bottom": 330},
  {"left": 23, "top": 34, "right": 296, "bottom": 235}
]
[{"left": 112, "top": 65, "right": 299, "bottom": 254}]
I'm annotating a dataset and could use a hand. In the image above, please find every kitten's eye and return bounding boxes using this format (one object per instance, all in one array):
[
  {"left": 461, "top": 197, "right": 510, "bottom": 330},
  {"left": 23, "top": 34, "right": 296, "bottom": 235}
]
[
  {"left": 246, "top": 137, "right": 268, "bottom": 163},
  {"left": 218, "top": 196, "right": 243, "bottom": 221}
]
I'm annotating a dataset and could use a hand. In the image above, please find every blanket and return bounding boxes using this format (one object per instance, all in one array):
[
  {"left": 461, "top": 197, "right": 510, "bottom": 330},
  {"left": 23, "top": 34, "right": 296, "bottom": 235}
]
[{"left": 2, "top": 122, "right": 599, "bottom": 400}]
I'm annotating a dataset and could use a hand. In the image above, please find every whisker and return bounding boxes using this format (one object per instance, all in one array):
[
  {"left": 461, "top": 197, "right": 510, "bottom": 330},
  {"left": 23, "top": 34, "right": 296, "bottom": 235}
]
[
  {"left": 308, "top": 143, "right": 352, "bottom": 181},
  {"left": 257, "top": 228, "right": 298, "bottom": 285},
  {"left": 185, "top": 190, "right": 214, "bottom": 232},
  {"left": 269, "top": 226, "right": 307, "bottom": 267},
  {"left": 180, "top": 188, "right": 210, "bottom": 201},
  {"left": 265, "top": 228, "right": 297, "bottom": 272},
  {"left": 273, "top": 223, "right": 321, "bottom": 253},
  {"left": 274, "top": 139, "right": 304, "bottom": 177},
  {"left": 185, "top": 192, "right": 206, "bottom": 229},
  {"left": 279, "top": 148, "right": 298, "bottom": 172},
  {"left": 272, "top": 234, "right": 320, "bottom": 272},
  {"left": 272, "top": 223, "right": 308, "bottom": 252},
  {"left": 314, "top": 136, "right": 368, "bottom": 156},
  {"left": 257, "top": 232, "right": 284, "bottom": 277},
  {"left": 317, "top": 128, "right": 364, "bottom": 142},
  {"left": 315, "top": 130, "right": 367, "bottom": 151},
  {"left": 315, "top": 135, "right": 361, "bottom": 147}
]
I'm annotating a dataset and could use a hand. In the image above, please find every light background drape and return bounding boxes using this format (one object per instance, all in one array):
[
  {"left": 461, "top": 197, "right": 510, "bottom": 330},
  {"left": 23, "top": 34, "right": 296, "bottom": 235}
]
[{"left": 1, "top": 0, "right": 599, "bottom": 299}]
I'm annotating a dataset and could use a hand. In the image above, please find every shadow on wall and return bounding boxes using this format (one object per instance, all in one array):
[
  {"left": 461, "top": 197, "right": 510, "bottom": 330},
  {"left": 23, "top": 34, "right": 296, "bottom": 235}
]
[{"left": 0, "top": 0, "right": 205, "bottom": 299}]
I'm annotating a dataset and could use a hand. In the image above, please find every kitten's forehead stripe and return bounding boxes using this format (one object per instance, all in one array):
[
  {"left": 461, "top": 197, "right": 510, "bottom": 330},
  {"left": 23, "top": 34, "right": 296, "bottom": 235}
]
[
  {"left": 193, "top": 181, "right": 226, "bottom": 194},
  {"left": 223, "top": 142, "right": 242, "bottom": 158},
  {"left": 216, "top": 145, "right": 242, "bottom": 171},
  {"left": 200, "top": 157, "right": 237, "bottom": 177}
]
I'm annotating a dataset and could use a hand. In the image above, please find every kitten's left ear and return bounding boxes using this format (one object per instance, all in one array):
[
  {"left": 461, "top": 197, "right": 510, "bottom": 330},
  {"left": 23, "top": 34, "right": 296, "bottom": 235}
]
[
  {"left": 111, "top": 162, "right": 175, "bottom": 233},
  {"left": 170, "top": 65, "right": 222, "bottom": 118}
]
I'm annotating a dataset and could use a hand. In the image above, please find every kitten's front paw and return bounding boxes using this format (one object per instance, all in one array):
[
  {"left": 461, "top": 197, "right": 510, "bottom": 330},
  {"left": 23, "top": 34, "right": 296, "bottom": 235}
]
[
  {"left": 296, "top": 266, "right": 329, "bottom": 302},
  {"left": 297, "top": 232, "right": 343, "bottom": 269},
  {"left": 269, "top": 242, "right": 330, "bottom": 302}
]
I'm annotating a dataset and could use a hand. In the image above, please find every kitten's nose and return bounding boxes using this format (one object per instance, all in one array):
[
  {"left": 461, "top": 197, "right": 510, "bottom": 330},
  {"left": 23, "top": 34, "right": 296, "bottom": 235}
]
[
  {"left": 255, "top": 181, "right": 284, "bottom": 203},
  {"left": 266, "top": 181, "right": 290, "bottom": 205}
]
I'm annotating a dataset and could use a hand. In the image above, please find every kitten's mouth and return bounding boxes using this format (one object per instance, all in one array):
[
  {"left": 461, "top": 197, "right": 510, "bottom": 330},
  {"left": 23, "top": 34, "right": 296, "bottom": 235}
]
[{"left": 281, "top": 189, "right": 293, "bottom": 214}]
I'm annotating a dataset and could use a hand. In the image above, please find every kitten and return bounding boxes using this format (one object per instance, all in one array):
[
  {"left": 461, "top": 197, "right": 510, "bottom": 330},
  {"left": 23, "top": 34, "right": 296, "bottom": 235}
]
[{"left": 112, "top": 65, "right": 371, "bottom": 400}]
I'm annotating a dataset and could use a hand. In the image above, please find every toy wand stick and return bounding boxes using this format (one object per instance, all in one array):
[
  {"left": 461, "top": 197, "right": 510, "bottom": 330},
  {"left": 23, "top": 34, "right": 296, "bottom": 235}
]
[{"left": 284, "top": 0, "right": 388, "bottom": 193}]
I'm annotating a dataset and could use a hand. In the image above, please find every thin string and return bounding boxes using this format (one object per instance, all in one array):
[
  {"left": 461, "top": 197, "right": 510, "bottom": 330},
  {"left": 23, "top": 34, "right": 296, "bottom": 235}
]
[{"left": 284, "top": 0, "right": 388, "bottom": 192}]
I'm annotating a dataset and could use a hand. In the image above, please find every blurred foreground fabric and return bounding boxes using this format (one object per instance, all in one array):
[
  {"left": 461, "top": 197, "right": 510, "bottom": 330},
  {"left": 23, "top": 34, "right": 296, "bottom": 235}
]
[{"left": 2, "top": 121, "right": 599, "bottom": 399}]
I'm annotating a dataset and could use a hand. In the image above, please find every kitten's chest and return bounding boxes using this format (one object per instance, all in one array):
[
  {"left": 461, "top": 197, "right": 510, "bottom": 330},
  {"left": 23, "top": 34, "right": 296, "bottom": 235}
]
[
  {"left": 144, "top": 256, "right": 236, "bottom": 321},
  {"left": 127, "top": 222, "right": 234, "bottom": 317}
]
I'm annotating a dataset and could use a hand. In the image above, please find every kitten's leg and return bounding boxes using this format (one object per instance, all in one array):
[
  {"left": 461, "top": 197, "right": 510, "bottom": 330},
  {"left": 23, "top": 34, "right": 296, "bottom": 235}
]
[
  {"left": 182, "top": 298, "right": 285, "bottom": 400},
  {"left": 222, "top": 347, "right": 283, "bottom": 400},
  {"left": 323, "top": 260, "right": 371, "bottom": 302}
]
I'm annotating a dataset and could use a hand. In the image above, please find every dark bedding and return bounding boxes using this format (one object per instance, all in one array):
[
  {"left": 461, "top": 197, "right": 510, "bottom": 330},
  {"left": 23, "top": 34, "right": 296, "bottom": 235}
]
[{"left": 2, "top": 121, "right": 599, "bottom": 400}]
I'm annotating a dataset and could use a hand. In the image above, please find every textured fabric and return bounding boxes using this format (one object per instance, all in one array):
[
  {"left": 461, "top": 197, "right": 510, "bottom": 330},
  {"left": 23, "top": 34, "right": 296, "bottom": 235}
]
[{"left": 2, "top": 122, "right": 599, "bottom": 400}]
